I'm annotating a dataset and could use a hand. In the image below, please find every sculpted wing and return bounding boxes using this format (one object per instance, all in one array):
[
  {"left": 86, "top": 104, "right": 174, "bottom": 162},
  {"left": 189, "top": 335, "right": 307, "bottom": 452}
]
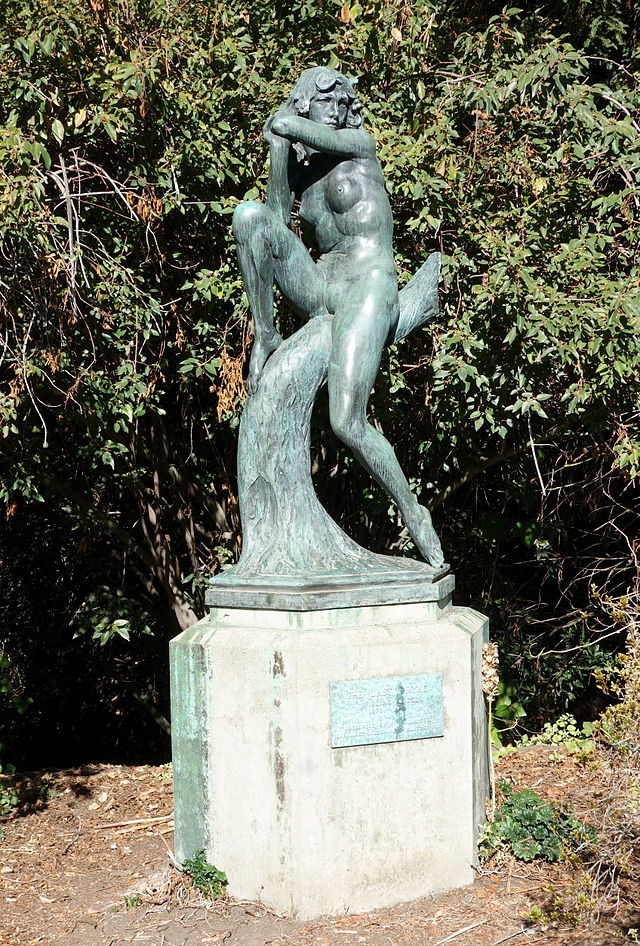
[{"left": 394, "top": 252, "right": 441, "bottom": 343}]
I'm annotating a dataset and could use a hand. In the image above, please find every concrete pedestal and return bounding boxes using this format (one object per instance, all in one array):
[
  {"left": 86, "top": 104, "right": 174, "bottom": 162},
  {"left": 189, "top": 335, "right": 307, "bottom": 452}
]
[{"left": 170, "top": 594, "right": 489, "bottom": 919}]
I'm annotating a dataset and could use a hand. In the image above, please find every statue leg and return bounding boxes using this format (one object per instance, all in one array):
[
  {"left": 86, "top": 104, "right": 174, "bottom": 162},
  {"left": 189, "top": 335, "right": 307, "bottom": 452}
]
[
  {"left": 232, "top": 201, "right": 325, "bottom": 394},
  {"left": 327, "top": 266, "right": 446, "bottom": 568}
]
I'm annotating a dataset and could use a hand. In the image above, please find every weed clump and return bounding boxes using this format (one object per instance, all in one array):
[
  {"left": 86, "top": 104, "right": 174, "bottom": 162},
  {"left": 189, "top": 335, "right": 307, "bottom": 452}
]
[
  {"left": 183, "top": 849, "right": 228, "bottom": 900},
  {"left": 480, "top": 781, "right": 596, "bottom": 863}
]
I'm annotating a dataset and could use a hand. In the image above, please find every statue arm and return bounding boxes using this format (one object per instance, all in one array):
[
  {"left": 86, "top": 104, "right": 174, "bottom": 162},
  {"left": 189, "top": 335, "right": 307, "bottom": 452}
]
[
  {"left": 263, "top": 110, "right": 295, "bottom": 226},
  {"left": 270, "top": 115, "right": 375, "bottom": 159},
  {"left": 266, "top": 138, "right": 294, "bottom": 226}
]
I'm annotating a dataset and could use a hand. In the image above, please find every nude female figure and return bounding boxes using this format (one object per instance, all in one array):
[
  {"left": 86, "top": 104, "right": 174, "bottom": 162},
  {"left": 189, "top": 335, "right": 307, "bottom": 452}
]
[{"left": 232, "top": 67, "right": 445, "bottom": 569}]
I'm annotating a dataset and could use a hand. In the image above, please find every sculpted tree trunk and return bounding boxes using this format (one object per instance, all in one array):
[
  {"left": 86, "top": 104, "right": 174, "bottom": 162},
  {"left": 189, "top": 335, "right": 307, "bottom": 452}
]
[{"left": 206, "top": 253, "right": 448, "bottom": 607}]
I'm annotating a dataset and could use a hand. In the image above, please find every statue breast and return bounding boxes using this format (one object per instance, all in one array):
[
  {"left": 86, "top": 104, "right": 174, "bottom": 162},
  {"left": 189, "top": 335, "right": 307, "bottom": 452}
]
[{"left": 325, "top": 161, "right": 364, "bottom": 215}]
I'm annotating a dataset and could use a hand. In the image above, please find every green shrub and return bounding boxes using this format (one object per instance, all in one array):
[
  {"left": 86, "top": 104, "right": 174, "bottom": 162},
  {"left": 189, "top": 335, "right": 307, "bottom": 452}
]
[{"left": 480, "top": 781, "right": 596, "bottom": 862}]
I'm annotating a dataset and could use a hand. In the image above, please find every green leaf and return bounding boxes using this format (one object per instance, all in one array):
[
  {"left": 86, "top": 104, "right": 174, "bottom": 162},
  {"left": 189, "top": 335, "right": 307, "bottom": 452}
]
[{"left": 51, "top": 119, "right": 64, "bottom": 143}]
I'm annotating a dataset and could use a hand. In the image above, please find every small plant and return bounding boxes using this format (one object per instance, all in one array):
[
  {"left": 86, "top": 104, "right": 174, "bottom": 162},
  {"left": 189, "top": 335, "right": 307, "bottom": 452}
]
[
  {"left": 525, "top": 873, "right": 603, "bottom": 928},
  {"left": 526, "top": 904, "right": 544, "bottom": 924},
  {"left": 150, "top": 763, "right": 172, "bottom": 782},
  {"left": 0, "top": 781, "right": 18, "bottom": 817},
  {"left": 518, "top": 714, "right": 595, "bottom": 758},
  {"left": 183, "top": 849, "right": 228, "bottom": 899},
  {"left": 123, "top": 894, "right": 142, "bottom": 908},
  {"left": 479, "top": 781, "right": 596, "bottom": 862}
]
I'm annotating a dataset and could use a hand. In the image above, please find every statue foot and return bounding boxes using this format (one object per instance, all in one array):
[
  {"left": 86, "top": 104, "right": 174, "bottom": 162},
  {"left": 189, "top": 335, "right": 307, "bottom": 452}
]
[
  {"left": 412, "top": 505, "right": 447, "bottom": 570},
  {"left": 247, "top": 331, "right": 283, "bottom": 396}
]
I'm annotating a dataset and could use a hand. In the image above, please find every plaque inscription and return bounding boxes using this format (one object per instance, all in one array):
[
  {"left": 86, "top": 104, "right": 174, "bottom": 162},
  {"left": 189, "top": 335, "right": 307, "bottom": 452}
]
[{"left": 330, "top": 673, "right": 444, "bottom": 748}]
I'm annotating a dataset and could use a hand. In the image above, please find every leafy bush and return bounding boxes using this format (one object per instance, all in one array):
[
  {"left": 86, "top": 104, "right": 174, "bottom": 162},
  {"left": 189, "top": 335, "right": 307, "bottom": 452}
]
[
  {"left": 492, "top": 680, "right": 527, "bottom": 743},
  {"left": 72, "top": 586, "right": 153, "bottom": 645},
  {"left": 480, "top": 781, "right": 596, "bottom": 862}
]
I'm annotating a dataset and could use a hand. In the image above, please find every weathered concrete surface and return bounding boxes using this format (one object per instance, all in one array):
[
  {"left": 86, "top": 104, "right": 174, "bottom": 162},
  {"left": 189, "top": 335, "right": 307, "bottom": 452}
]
[{"left": 170, "top": 596, "right": 489, "bottom": 919}]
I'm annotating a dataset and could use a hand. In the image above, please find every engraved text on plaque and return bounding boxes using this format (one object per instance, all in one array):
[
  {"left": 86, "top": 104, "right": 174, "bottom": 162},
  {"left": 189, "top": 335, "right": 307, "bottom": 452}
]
[{"left": 330, "top": 673, "right": 444, "bottom": 748}]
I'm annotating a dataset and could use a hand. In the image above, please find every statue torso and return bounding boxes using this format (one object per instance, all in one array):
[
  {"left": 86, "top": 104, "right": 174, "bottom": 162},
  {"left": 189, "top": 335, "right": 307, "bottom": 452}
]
[{"left": 293, "top": 154, "right": 394, "bottom": 262}]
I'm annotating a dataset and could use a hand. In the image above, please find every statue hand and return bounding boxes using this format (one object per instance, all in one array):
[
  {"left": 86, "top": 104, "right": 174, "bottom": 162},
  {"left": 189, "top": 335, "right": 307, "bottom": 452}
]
[{"left": 263, "top": 106, "right": 294, "bottom": 147}]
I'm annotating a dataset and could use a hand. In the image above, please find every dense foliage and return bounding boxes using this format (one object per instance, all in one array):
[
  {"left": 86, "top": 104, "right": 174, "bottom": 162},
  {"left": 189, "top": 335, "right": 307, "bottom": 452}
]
[{"left": 0, "top": 0, "right": 638, "bottom": 765}]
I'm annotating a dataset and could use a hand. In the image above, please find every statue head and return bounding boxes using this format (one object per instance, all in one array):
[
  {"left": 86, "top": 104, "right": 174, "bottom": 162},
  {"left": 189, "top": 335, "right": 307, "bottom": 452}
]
[{"left": 286, "top": 67, "right": 363, "bottom": 130}]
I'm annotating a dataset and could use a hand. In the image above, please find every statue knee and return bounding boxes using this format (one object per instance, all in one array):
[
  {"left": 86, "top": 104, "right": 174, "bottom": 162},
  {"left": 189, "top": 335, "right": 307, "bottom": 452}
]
[{"left": 232, "top": 200, "right": 269, "bottom": 241}]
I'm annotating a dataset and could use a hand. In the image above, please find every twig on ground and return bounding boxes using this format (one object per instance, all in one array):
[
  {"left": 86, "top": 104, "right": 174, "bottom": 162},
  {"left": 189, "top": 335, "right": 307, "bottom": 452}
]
[
  {"left": 153, "top": 828, "right": 181, "bottom": 871},
  {"left": 111, "top": 820, "right": 174, "bottom": 836},
  {"left": 96, "top": 815, "right": 173, "bottom": 829},
  {"left": 432, "top": 919, "right": 488, "bottom": 945},
  {"left": 490, "top": 929, "right": 535, "bottom": 945},
  {"left": 230, "top": 898, "right": 287, "bottom": 918}
]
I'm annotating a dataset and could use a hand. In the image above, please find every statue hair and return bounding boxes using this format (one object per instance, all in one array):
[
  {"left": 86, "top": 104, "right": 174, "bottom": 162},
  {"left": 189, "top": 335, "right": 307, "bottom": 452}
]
[{"left": 286, "top": 67, "right": 363, "bottom": 130}]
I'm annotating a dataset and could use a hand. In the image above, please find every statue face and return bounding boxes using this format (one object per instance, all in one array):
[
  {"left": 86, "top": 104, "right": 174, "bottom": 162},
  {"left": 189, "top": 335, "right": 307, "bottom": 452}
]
[{"left": 308, "top": 88, "right": 349, "bottom": 128}]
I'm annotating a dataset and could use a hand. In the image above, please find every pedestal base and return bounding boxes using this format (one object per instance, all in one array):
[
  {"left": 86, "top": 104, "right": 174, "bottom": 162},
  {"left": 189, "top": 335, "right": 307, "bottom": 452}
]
[
  {"left": 204, "top": 564, "right": 453, "bottom": 611},
  {"left": 170, "top": 594, "right": 489, "bottom": 919}
]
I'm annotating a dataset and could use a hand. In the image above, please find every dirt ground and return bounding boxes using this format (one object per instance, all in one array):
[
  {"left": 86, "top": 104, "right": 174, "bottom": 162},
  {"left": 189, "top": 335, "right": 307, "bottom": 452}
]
[{"left": 1, "top": 747, "right": 639, "bottom": 946}]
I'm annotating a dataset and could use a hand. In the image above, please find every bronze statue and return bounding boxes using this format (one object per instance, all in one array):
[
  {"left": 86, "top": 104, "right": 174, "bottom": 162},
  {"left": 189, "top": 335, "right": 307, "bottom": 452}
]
[{"left": 232, "top": 67, "right": 445, "bottom": 572}]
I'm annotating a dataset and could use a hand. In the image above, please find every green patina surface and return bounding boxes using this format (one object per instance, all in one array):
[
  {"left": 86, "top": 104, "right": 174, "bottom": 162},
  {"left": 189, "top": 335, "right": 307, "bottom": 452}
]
[
  {"left": 170, "top": 629, "right": 210, "bottom": 867},
  {"left": 330, "top": 672, "right": 444, "bottom": 749},
  {"left": 206, "top": 68, "right": 446, "bottom": 613}
]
